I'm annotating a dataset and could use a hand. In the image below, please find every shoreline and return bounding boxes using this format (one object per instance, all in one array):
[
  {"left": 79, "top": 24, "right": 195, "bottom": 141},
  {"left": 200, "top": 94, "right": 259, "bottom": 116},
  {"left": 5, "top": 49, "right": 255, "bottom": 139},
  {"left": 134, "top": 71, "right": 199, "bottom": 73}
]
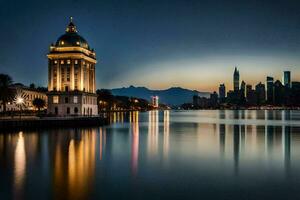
[{"left": 0, "top": 116, "right": 109, "bottom": 132}]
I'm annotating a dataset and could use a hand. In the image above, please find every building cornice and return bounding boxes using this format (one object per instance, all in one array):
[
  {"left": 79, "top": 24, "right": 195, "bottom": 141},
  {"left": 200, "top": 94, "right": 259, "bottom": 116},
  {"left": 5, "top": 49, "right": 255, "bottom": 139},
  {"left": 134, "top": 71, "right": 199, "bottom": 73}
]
[{"left": 47, "top": 52, "right": 97, "bottom": 63}]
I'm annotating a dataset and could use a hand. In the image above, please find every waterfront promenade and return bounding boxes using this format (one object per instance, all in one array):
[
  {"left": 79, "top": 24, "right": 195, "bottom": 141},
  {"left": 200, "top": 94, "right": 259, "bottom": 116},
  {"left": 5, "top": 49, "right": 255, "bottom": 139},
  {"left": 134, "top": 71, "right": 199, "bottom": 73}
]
[{"left": 0, "top": 115, "right": 108, "bottom": 131}]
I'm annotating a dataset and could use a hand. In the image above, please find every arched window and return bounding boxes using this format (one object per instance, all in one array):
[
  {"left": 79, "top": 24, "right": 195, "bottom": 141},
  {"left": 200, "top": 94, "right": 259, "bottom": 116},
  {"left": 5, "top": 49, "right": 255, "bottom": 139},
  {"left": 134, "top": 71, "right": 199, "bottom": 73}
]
[{"left": 74, "top": 107, "right": 78, "bottom": 114}]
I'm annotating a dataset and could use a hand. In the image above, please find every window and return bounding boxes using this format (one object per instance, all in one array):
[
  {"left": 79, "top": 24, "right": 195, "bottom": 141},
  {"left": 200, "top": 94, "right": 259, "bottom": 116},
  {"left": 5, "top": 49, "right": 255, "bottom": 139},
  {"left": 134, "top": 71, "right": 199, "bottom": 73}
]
[
  {"left": 55, "top": 107, "right": 58, "bottom": 115},
  {"left": 65, "top": 86, "right": 69, "bottom": 92},
  {"left": 65, "top": 97, "right": 69, "bottom": 103},
  {"left": 75, "top": 60, "right": 78, "bottom": 64},
  {"left": 54, "top": 60, "right": 58, "bottom": 64},
  {"left": 67, "top": 60, "right": 71, "bottom": 64},
  {"left": 61, "top": 60, "right": 64, "bottom": 64},
  {"left": 61, "top": 41, "right": 64, "bottom": 45},
  {"left": 53, "top": 96, "right": 59, "bottom": 103},
  {"left": 67, "top": 107, "right": 70, "bottom": 114},
  {"left": 74, "top": 96, "right": 78, "bottom": 103},
  {"left": 76, "top": 41, "right": 80, "bottom": 45},
  {"left": 74, "top": 107, "right": 78, "bottom": 114}
]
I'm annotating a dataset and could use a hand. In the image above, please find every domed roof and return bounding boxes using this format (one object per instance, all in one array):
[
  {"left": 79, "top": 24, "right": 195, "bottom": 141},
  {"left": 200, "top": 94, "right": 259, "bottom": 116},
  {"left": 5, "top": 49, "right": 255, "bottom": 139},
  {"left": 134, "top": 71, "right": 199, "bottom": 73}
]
[{"left": 55, "top": 18, "right": 89, "bottom": 49}]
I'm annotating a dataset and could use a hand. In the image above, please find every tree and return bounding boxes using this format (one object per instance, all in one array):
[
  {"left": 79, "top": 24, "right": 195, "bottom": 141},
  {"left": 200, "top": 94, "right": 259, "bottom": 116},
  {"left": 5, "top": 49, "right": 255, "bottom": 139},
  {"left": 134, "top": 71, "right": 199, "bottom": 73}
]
[
  {"left": 32, "top": 98, "right": 46, "bottom": 112},
  {"left": 96, "top": 89, "right": 114, "bottom": 111},
  {"left": 29, "top": 83, "right": 36, "bottom": 89},
  {"left": 0, "top": 74, "right": 15, "bottom": 112}
]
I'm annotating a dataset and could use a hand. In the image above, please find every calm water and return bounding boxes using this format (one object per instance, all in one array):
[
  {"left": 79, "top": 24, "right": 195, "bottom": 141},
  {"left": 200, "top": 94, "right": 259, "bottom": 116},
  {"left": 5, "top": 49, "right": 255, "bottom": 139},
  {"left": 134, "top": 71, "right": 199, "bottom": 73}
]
[{"left": 1, "top": 110, "right": 300, "bottom": 200}]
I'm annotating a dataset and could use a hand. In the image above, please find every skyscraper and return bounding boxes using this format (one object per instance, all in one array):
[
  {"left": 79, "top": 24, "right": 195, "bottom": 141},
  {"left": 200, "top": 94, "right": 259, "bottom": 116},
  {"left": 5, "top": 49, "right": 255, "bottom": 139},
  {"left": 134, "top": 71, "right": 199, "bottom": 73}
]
[
  {"left": 266, "top": 76, "right": 274, "bottom": 104},
  {"left": 255, "top": 82, "right": 266, "bottom": 105},
  {"left": 233, "top": 67, "right": 240, "bottom": 91},
  {"left": 219, "top": 84, "right": 226, "bottom": 100},
  {"left": 283, "top": 71, "right": 291, "bottom": 88},
  {"left": 246, "top": 84, "right": 257, "bottom": 105},
  {"left": 240, "top": 80, "right": 246, "bottom": 96}
]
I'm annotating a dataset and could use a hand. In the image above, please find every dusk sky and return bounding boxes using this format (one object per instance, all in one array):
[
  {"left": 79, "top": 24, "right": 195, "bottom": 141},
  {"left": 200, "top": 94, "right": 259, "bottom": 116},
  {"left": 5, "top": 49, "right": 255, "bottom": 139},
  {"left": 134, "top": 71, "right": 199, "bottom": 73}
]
[{"left": 1, "top": 0, "right": 300, "bottom": 92}]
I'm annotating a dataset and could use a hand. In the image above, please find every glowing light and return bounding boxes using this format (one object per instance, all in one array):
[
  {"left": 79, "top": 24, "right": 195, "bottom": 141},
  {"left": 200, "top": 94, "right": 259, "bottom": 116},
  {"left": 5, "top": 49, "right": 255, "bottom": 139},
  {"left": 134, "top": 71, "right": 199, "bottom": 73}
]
[{"left": 16, "top": 97, "right": 24, "bottom": 105}]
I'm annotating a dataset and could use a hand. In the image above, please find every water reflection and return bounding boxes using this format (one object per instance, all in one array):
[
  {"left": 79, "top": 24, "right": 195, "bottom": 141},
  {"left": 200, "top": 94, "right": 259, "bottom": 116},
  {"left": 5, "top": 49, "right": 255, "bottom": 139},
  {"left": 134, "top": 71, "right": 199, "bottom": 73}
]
[
  {"left": 0, "top": 110, "right": 300, "bottom": 199},
  {"left": 163, "top": 110, "right": 170, "bottom": 161},
  {"left": 14, "top": 132, "right": 26, "bottom": 200},
  {"left": 131, "top": 111, "right": 139, "bottom": 176},
  {"left": 52, "top": 129, "right": 97, "bottom": 200},
  {"left": 148, "top": 111, "right": 159, "bottom": 159}
]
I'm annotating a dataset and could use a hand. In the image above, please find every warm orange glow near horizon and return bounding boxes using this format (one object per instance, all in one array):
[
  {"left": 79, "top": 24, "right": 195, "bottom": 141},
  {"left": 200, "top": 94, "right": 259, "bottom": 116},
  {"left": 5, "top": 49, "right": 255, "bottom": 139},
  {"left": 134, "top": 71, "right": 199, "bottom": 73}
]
[{"left": 108, "top": 55, "right": 300, "bottom": 92}]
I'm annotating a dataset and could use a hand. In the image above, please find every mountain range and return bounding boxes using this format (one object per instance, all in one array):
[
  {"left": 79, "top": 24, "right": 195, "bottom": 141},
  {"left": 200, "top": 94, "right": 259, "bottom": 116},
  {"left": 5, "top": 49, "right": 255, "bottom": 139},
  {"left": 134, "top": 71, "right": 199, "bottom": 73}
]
[{"left": 109, "top": 86, "right": 210, "bottom": 106}]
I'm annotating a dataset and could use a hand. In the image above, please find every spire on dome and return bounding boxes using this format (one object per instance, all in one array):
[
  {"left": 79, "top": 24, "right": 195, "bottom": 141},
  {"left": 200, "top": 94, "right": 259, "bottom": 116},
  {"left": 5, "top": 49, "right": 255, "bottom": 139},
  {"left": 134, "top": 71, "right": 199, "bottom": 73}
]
[{"left": 66, "top": 17, "right": 77, "bottom": 33}]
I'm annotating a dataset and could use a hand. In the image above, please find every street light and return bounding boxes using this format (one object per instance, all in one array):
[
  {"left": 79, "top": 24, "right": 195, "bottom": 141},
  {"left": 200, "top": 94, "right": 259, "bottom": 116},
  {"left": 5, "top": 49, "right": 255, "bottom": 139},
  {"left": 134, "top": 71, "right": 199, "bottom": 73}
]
[
  {"left": 16, "top": 96, "right": 24, "bottom": 119},
  {"left": 16, "top": 97, "right": 24, "bottom": 105}
]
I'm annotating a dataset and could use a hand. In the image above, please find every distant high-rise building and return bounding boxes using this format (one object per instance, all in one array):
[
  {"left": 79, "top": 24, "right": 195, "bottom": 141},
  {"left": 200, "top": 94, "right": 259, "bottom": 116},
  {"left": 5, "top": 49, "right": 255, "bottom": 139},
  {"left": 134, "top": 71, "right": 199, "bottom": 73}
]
[
  {"left": 246, "top": 84, "right": 252, "bottom": 99},
  {"left": 151, "top": 96, "right": 159, "bottom": 108},
  {"left": 274, "top": 80, "right": 285, "bottom": 105},
  {"left": 255, "top": 82, "right": 266, "bottom": 105},
  {"left": 233, "top": 67, "right": 240, "bottom": 91},
  {"left": 246, "top": 84, "right": 257, "bottom": 105},
  {"left": 240, "top": 80, "right": 246, "bottom": 97},
  {"left": 266, "top": 76, "right": 274, "bottom": 104},
  {"left": 283, "top": 71, "right": 291, "bottom": 88},
  {"left": 210, "top": 91, "right": 218, "bottom": 106},
  {"left": 219, "top": 84, "right": 226, "bottom": 103}
]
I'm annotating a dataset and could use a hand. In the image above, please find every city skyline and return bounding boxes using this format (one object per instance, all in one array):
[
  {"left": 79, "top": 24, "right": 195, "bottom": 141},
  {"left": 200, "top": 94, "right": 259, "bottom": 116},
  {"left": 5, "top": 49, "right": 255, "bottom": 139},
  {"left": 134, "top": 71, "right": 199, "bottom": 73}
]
[{"left": 1, "top": 0, "right": 300, "bottom": 92}]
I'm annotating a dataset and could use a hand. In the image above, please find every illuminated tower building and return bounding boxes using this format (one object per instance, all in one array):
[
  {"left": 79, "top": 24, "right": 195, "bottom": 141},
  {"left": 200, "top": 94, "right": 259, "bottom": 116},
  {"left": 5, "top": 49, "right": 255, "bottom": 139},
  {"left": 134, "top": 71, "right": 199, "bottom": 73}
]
[
  {"left": 151, "top": 96, "right": 159, "bottom": 108},
  {"left": 47, "top": 18, "right": 98, "bottom": 116},
  {"left": 233, "top": 67, "right": 240, "bottom": 91},
  {"left": 283, "top": 71, "right": 291, "bottom": 88}
]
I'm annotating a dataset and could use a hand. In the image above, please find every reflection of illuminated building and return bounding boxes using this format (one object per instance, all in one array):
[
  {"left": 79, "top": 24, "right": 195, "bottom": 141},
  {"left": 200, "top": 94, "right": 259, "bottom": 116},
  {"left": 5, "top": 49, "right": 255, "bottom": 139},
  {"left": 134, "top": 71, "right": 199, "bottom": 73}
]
[
  {"left": 163, "top": 110, "right": 170, "bottom": 160},
  {"left": 148, "top": 110, "right": 159, "bottom": 158},
  {"left": 67, "top": 129, "right": 96, "bottom": 200},
  {"left": 233, "top": 125, "right": 240, "bottom": 174},
  {"left": 131, "top": 111, "right": 139, "bottom": 176},
  {"left": 219, "top": 124, "right": 225, "bottom": 157},
  {"left": 283, "top": 126, "right": 291, "bottom": 174},
  {"left": 109, "top": 112, "right": 125, "bottom": 123},
  {"left": 99, "top": 127, "right": 107, "bottom": 161},
  {"left": 52, "top": 129, "right": 97, "bottom": 200},
  {"left": 14, "top": 132, "right": 26, "bottom": 199}
]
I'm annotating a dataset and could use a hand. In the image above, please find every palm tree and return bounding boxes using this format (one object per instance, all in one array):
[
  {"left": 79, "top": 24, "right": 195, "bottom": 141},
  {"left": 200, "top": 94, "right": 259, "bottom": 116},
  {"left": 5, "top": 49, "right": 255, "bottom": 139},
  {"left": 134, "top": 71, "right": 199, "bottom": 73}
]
[
  {"left": 0, "top": 74, "right": 15, "bottom": 112},
  {"left": 32, "top": 98, "right": 46, "bottom": 113}
]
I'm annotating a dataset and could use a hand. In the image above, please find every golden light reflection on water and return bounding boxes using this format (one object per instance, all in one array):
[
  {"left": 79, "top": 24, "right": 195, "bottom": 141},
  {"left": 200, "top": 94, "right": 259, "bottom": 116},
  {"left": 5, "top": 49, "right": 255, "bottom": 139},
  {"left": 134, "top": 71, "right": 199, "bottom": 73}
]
[
  {"left": 67, "top": 129, "right": 96, "bottom": 200},
  {"left": 99, "top": 127, "right": 107, "bottom": 161},
  {"left": 148, "top": 110, "right": 159, "bottom": 158},
  {"left": 131, "top": 111, "right": 139, "bottom": 176},
  {"left": 52, "top": 129, "right": 97, "bottom": 200},
  {"left": 1, "top": 110, "right": 300, "bottom": 199},
  {"left": 163, "top": 110, "right": 170, "bottom": 161},
  {"left": 14, "top": 132, "right": 26, "bottom": 200}
]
